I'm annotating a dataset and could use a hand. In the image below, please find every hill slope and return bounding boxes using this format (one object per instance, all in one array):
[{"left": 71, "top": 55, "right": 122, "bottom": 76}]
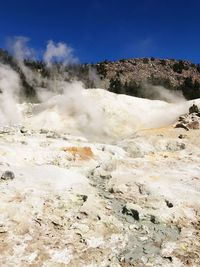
[
  {"left": 95, "top": 58, "right": 200, "bottom": 99},
  {"left": 0, "top": 49, "right": 200, "bottom": 101}
]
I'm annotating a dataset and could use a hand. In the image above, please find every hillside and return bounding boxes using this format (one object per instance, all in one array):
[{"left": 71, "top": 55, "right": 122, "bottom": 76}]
[
  {"left": 95, "top": 58, "right": 200, "bottom": 100},
  {"left": 0, "top": 49, "right": 200, "bottom": 101}
]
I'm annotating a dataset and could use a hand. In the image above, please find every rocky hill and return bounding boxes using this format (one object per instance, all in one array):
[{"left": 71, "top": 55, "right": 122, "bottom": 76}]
[
  {"left": 95, "top": 58, "right": 200, "bottom": 100},
  {"left": 0, "top": 48, "right": 200, "bottom": 100}
]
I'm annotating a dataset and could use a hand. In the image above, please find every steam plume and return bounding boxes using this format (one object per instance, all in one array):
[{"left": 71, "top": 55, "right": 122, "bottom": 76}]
[
  {"left": 0, "top": 63, "right": 21, "bottom": 125},
  {"left": 7, "top": 36, "right": 35, "bottom": 62},
  {"left": 43, "top": 40, "right": 78, "bottom": 67},
  {"left": 141, "top": 83, "right": 185, "bottom": 103}
]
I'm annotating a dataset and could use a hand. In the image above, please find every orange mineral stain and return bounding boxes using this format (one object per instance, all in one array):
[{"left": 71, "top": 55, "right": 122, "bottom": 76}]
[{"left": 63, "top": 146, "right": 94, "bottom": 160}]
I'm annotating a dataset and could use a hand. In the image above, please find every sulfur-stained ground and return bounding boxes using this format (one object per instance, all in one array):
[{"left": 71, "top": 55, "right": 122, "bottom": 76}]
[{"left": 0, "top": 121, "right": 199, "bottom": 266}]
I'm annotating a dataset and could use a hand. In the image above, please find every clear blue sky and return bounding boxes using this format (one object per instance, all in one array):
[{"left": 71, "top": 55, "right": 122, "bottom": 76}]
[{"left": 0, "top": 0, "right": 200, "bottom": 63}]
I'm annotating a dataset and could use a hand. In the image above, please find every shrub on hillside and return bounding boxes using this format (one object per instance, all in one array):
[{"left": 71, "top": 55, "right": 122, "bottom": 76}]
[
  {"left": 172, "top": 60, "right": 188, "bottom": 74},
  {"left": 179, "top": 77, "right": 200, "bottom": 100},
  {"left": 160, "top": 59, "right": 167, "bottom": 66},
  {"left": 143, "top": 58, "right": 149, "bottom": 64}
]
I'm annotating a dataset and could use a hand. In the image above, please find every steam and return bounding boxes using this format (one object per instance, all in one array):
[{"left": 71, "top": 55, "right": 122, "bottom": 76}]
[
  {"left": 33, "top": 81, "right": 106, "bottom": 138},
  {"left": 6, "top": 36, "right": 41, "bottom": 95},
  {"left": 43, "top": 40, "right": 78, "bottom": 67},
  {"left": 88, "top": 67, "right": 102, "bottom": 88},
  {"left": 141, "top": 83, "right": 185, "bottom": 103},
  {"left": 7, "top": 36, "right": 35, "bottom": 62},
  {"left": 0, "top": 63, "right": 21, "bottom": 125},
  {"left": 5, "top": 36, "right": 105, "bottom": 138}
]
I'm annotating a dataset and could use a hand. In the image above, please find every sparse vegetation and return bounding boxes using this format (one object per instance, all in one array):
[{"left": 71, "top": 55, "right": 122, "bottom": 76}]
[
  {"left": 143, "top": 58, "right": 149, "bottom": 64},
  {"left": 96, "top": 62, "right": 107, "bottom": 77},
  {"left": 109, "top": 78, "right": 122, "bottom": 94},
  {"left": 159, "top": 59, "right": 166, "bottom": 66},
  {"left": 178, "top": 77, "right": 200, "bottom": 100},
  {"left": 172, "top": 60, "right": 189, "bottom": 74}
]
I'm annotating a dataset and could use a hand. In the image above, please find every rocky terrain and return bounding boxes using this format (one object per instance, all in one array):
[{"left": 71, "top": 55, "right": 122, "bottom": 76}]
[
  {"left": 0, "top": 87, "right": 199, "bottom": 266},
  {"left": 95, "top": 58, "right": 200, "bottom": 98}
]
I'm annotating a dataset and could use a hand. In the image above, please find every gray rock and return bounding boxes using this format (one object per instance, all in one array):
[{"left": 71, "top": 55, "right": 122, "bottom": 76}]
[
  {"left": 122, "top": 205, "right": 140, "bottom": 220},
  {"left": 178, "top": 134, "right": 187, "bottom": 139},
  {"left": 175, "top": 107, "right": 200, "bottom": 131},
  {"left": 1, "top": 170, "right": 15, "bottom": 180},
  {"left": 189, "top": 104, "right": 199, "bottom": 114},
  {"left": 165, "top": 200, "right": 173, "bottom": 208},
  {"left": 187, "top": 120, "right": 200, "bottom": 130},
  {"left": 20, "top": 126, "right": 28, "bottom": 134},
  {"left": 175, "top": 123, "right": 189, "bottom": 131}
]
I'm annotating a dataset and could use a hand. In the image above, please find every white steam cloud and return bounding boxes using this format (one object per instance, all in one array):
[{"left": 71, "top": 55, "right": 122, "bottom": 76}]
[
  {"left": 7, "top": 36, "right": 35, "bottom": 61},
  {"left": 43, "top": 40, "right": 78, "bottom": 67},
  {"left": 0, "top": 63, "right": 21, "bottom": 125},
  {"left": 4, "top": 36, "right": 105, "bottom": 138},
  {"left": 141, "top": 83, "right": 185, "bottom": 103},
  {"left": 32, "top": 81, "right": 105, "bottom": 138}
]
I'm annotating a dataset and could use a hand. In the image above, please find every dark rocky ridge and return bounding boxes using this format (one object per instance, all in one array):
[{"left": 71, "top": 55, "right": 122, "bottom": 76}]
[
  {"left": 95, "top": 58, "right": 200, "bottom": 100},
  {"left": 0, "top": 48, "right": 200, "bottom": 101}
]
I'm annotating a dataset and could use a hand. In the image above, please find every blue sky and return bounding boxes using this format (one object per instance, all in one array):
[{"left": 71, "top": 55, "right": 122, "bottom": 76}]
[{"left": 0, "top": 0, "right": 200, "bottom": 63}]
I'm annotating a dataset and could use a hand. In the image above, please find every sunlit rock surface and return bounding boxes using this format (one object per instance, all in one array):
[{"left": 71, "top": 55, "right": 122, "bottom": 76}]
[{"left": 0, "top": 90, "right": 200, "bottom": 266}]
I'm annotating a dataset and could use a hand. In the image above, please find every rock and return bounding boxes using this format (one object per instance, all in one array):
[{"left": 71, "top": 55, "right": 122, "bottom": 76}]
[
  {"left": 1, "top": 170, "right": 15, "bottom": 180},
  {"left": 79, "top": 194, "right": 88, "bottom": 202},
  {"left": 91, "top": 167, "right": 112, "bottom": 179},
  {"left": 189, "top": 104, "right": 199, "bottom": 114},
  {"left": 178, "top": 116, "right": 186, "bottom": 123},
  {"left": 150, "top": 215, "right": 156, "bottom": 224},
  {"left": 165, "top": 200, "right": 173, "bottom": 208},
  {"left": 109, "top": 184, "right": 128, "bottom": 194},
  {"left": 20, "top": 126, "right": 28, "bottom": 134},
  {"left": 122, "top": 204, "right": 140, "bottom": 220},
  {"left": 109, "top": 187, "right": 114, "bottom": 193},
  {"left": 187, "top": 121, "right": 199, "bottom": 130},
  {"left": 175, "top": 123, "right": 189, "bottom": 131},
  {"left": 178, "top": 134, "right": 187, "bottom": 139},
  {"left": 175, "top": 106, "right": 200, "bottom": 131},
  {"left": 76, "top": 194, "right": 88, "bottom": 205}
]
